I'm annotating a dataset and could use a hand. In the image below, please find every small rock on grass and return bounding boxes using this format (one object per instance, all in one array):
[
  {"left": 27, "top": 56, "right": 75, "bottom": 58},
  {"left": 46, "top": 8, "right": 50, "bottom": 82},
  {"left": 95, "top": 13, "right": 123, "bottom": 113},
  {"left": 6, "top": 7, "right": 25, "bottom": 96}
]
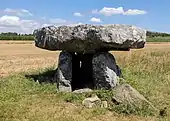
[
  {"left": 101, "top": 101, "right": 108, "bottom": 108},
  {"left": 82, "top": 95, "right": 101, "bottom": 108},
  {"left": 73, "top": 88, "right": 93, "bottom": 94}
]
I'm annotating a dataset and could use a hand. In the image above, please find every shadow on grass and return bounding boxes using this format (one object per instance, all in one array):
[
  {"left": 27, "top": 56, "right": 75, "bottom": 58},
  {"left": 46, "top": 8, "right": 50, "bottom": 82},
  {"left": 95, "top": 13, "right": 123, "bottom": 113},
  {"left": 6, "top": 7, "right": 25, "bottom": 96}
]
[{"left": 25, "top": 69, "right": 56, "bottom": 84}]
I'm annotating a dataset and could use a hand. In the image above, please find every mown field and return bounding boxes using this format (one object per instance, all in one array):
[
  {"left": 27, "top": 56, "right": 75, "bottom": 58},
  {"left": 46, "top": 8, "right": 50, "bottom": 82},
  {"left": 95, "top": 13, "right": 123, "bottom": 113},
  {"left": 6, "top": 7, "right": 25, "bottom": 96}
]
[{"left": 0, "top": 41, "right": 170, "bottom": 121}]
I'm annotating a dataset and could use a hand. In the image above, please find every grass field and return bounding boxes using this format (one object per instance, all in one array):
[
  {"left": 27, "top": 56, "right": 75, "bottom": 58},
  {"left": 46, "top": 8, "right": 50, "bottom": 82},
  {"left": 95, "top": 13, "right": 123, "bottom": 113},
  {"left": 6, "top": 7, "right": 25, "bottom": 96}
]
[
  {"left": 147, "top": 37, "right": 170, "bottom": 42},
  {"left": 0, "top": 41, "right": 170, "bottom": 121}
]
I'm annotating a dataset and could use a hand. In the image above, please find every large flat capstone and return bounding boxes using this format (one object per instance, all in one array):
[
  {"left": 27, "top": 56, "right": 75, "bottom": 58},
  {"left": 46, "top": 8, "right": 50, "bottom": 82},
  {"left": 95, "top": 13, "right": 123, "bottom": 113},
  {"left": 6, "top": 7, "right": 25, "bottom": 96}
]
[{"left": 33, "top": 24, "right": 146, "bottom": 53}]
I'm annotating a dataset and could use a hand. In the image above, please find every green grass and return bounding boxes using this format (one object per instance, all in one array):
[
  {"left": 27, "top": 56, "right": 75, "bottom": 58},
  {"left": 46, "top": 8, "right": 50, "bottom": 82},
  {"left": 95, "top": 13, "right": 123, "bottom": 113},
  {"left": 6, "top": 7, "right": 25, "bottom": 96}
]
[
  {"left": 146, "top": 36, "right": 170, "bottom": 42},
  {"left": 0, "top": 74, "right": 111, "bottom": 121},
  {"left": 0, "top": 74, "right": 157, "bottom": 120},
  {"left": 0, "top": 49, "right": 170, "bottom": 121}
]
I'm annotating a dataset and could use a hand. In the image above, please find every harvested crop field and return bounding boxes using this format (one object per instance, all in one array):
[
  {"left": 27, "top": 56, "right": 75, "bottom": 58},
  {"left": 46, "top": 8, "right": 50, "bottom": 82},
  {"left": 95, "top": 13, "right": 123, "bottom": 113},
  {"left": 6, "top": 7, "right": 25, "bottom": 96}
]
[
  {"left": 0, "top": 41, "right": 170, "bottom": 121},
  {"left": 0, "top": 41, "right": 169, "bottom": 77}
]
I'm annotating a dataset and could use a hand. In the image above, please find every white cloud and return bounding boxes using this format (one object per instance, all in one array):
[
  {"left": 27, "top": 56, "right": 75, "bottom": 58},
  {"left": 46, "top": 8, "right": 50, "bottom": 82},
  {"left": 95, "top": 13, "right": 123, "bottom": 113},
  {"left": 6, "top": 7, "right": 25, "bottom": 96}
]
[
  {"left": 0, "top": 16, "right": 81, "bottom": 33},
  {"left": 93, "top": 7, "right": 124, "bottom": 16},
  {"left": 90, "top": 17, "right": 102, "bottom": 23},
  {"left": 0, "top": 10, "right": 80, "bottom": 33},
  {"left": 73, "top": 12, "right": 83, "bottom": 17},
  {"left": 40, "top": 18, "right": 73, "bottom": 28},
  {"left": 0, "top": 16, "right": 20, "bottom": 27},
  {"left": 42, "top": 24, "right": 51, "bottom": 27},
  {"left": 92, "top": 7, "right": 147, "bottom": 16},
  {"left": 67, "top": 22, "right": 83, "bottom": 27},
  {"left": 48, "top": 18, "right": 78, "bottom": 26},
  {"left": 0, "top": 15, "right": 40, "bottom": 33},
  {"left": 124, "top": 9, "right": 147, "bottom": 15},
  {"left": 0, "top": 9, "right": 83, "bottom": 34},
  {"left": 3, "top": 8, "right": 33, "bottom": 16},
  {"left": 49, "top": 18, "right": 67, "bottom": 24},
  {"left": 92, "top": 9, "right": 98, "bottom": 14}
]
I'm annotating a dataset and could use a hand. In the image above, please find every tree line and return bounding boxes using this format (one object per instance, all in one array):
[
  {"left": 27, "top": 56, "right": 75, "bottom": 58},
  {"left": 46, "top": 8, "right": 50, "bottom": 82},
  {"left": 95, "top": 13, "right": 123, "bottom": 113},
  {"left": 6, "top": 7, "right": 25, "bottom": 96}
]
[
  {"left": 0, "top": 32, "right": 34, "bottom": 40},
  {"left": 146, "top": 31, "right": 170, "bottom": 37}
]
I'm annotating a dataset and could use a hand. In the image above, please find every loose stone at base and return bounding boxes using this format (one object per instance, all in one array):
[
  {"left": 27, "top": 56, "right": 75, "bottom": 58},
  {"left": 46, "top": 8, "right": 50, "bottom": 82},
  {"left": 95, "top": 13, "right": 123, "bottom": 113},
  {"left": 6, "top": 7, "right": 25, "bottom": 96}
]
[{"left": 55, "top": 51, "right": 72, "bottom": 92}]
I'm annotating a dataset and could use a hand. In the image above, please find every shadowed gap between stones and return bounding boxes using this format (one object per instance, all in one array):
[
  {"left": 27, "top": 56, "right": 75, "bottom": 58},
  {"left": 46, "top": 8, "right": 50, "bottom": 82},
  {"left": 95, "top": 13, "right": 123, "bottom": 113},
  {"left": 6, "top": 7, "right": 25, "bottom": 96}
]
[{"left": 72, "top": 53, "right": 94, "bottom": 91}]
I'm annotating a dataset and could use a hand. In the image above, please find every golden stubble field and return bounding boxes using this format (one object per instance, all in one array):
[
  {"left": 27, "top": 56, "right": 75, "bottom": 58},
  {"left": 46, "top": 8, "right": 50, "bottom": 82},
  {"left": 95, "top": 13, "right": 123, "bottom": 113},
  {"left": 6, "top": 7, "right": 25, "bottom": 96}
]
[
  {"left": 0, "top": 41, "right": 170, "bottom": 121},
  {"left": 0, "top": 41, "right": 169, "bottom": 77}
]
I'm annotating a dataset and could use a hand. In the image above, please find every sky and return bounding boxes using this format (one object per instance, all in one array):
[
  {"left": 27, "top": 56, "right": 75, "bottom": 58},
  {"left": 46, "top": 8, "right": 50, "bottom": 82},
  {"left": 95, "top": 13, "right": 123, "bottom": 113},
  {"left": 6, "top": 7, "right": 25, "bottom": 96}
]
[{"left": 0, "top": 0, "right": 170, "bottom": 34}]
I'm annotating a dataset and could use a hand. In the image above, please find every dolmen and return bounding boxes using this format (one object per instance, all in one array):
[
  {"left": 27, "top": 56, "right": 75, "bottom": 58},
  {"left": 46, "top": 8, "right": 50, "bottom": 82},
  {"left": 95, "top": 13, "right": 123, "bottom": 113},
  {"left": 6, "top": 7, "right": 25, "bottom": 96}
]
[{"left": 33, "top": 24, "right": 146, "bottom": 92}]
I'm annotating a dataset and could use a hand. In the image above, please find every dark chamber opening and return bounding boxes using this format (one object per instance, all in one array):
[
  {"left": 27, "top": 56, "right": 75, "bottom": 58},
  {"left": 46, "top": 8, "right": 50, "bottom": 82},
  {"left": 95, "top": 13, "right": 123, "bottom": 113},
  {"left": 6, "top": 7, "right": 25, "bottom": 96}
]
[{"left": 72, "top": 53, "right": 94, "bottom": 91}]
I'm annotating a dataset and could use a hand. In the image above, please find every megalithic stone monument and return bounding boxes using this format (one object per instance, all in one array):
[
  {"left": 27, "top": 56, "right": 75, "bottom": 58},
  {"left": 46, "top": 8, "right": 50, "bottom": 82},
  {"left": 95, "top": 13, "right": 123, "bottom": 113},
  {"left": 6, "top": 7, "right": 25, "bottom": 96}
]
[{"left": 33, "top": 24, "right": 146, "bottom": 92}]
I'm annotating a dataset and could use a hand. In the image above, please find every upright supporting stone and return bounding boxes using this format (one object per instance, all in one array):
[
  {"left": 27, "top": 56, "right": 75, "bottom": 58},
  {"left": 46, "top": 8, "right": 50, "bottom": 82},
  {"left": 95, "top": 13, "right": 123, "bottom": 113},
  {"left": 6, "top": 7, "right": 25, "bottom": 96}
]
[
  {"left": 92, "top": 52, "right": 119, "bottom": 89},
  {"left": 55, "top": 51, "right": 72, "bottom": 92}
]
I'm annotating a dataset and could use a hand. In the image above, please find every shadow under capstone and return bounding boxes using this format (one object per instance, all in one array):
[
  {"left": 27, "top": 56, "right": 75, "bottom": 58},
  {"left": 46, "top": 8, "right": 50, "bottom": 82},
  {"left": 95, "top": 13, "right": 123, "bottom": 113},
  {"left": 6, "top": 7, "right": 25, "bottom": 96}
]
[
  {"left": 72, "top": 53, "right": 94, "bottom": 91},
  {"left": 25, "top": 69, "right": 56, "bottom": 84}
]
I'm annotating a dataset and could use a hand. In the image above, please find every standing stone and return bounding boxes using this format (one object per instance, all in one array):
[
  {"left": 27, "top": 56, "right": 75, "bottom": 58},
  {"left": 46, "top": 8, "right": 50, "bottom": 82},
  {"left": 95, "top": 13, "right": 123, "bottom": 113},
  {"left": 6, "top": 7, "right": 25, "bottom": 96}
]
[
  {"left": 92, "top": 52, "right": 119, "bottom": 89},
  {"left": 55, "top": 51, "right": 72, "bottom": 92}
]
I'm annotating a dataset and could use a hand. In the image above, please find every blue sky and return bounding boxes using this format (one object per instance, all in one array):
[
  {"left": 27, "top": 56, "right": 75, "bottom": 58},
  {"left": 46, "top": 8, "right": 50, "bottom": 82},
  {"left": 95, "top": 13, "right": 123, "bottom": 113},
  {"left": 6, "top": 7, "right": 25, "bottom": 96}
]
[{"left": 0, "top": 0, "right": 169, "bottom": 33}]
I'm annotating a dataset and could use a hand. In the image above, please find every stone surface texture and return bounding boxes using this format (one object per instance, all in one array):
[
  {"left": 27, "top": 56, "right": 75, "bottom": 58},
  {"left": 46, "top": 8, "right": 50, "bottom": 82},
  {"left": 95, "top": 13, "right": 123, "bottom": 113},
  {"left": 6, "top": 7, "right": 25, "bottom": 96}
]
[
  {"left": 55, "top": 51, "right": 72, "bottom": 92},
  {"left": 55, "top": 51, "right": 122, "bottom": 91},
  {"left": 82, "top": 95, "right": 101, "bottom": 108},
  {"left": 73, "top": 88, "right": 93, "bottom": 94},
  {"left": 112, "top": 83, "right": 157, "bottom": 110},
  {"left": 92, "top": 52, "right": 119, "bottom": 89},
  {"left": 101, "top": 101, "right": 108, "bottom": 108},
  {"left": 33, "top": 24, "right": 146, "bottom": 53}
]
